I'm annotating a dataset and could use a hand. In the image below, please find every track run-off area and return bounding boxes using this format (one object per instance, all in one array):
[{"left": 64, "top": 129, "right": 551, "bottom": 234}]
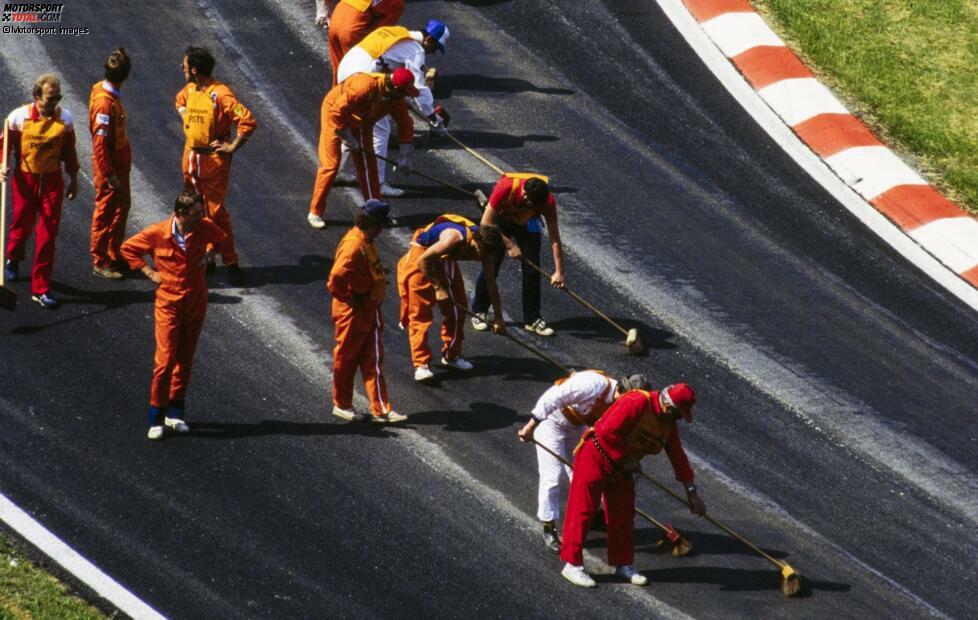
[{"left": 1, "top": 1, "right": 976, "bottom": 618}]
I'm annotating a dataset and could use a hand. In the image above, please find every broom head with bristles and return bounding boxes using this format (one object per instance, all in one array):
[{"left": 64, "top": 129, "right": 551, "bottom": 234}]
[
  {"left": 624, "top": 328, "right": 646, "bottom": 356},
  {"left": 779, "top": 564, "right": 801, "bottom": 596},
  {"left": 656, "top": 524, "right": 693, "bottom": 556}
]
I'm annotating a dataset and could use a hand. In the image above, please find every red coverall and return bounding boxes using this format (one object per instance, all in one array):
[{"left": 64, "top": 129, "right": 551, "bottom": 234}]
[
  {"left": 327, "top": 0, "right": 405, "bottom": 85},
  {"left": 89, "top": 80, "right": 132, "bottom": 270},
  {"left": 560, "top": 390, "right": 695, "bottom": 567},
  {"left": 121, "top": 218, "right": 227, "bottom": 408},
  {"left": 2, "top": 103, "right": 80, "bottom": 296},
  {"left": 174, "top": 80, "right": 257, "bottom": 266},
  {"left": 308, "top": 73, "right": 413, "bottom": 218},
  {"left": 328, "top": 225, "right": 392, "bottom": 416},
  {"left": 396, "top": 216, "right": 479, "bottom": 368}
]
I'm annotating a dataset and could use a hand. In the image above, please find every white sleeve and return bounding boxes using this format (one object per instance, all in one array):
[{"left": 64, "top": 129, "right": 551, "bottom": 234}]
[
  {"left": 385, "top": 41, "right": 435, "bottom": 116},
  {"left": 531, "top": 372, "right": 604, "bottom": 421}
]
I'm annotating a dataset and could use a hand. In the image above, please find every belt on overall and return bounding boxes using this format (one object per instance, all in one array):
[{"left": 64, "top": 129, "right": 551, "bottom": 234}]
[{"left": 590, "top": 433, "right": 618, "bottom": 473}]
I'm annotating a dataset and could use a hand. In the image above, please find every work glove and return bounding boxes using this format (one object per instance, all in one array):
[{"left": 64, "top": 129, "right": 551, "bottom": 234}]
[
  {"left": 315, "top": 0, "right": 330, "bottom": 27},
  {"left": 428, "top": 114, "right": 448, "bottom": 138},
  {"left": 337, "top": 127, "right": 360, "bottom": 151},
  {"left": 395, "top": 143, "right": 413, "bottom": 176},
  {"left": 434, "top": 104, "right": 450, "bottom": 127},
  {"left": 473, "top": 189, "right": 489, "bottom": 209}
]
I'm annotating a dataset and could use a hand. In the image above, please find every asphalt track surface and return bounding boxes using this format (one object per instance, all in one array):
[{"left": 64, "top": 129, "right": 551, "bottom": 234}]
[{"left": 1, "top": 1, "right": 976, "bottom": 618}]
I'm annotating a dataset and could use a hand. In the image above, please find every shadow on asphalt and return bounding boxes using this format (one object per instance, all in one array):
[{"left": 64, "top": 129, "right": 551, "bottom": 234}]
[
  {"left": 7, "top": 281, "right": 242, "bottom": 335},
  {"left": 186, "top": 419, "right": 396, "bottom": 439},
  {"left": 639, "top": 565, "right": 848, "bottom": 596},
  {"left": 634, "top": 529, "right": 790, "bottom": 559},
  {"left": 424, "top": 129, "right": 560, "bottom": 150},
  {"left": 434, "top": 73, "right": 575, "bottom": 98},
  {"left": 207, "top": 255, "right": 333, "bottom": 289},
  {"left": 415, "top": 354, "right": 567, "bottom": 384},
  {"left": 402, "top": 400, "right": 518, "bottom": 432},
  {"left": 546, "top": 316, "right": 676, "bottom": 354}
]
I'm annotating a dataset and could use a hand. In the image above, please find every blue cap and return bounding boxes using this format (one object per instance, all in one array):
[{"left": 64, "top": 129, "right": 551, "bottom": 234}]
[
  {"left": 362, "top": 199, "right": 390, "bottom": 222},
  {"left": 424, "top": 19, "right": 450, "bottom": 53}
]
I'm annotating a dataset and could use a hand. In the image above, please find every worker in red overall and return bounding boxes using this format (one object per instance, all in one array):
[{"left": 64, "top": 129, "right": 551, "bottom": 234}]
[
  {"left": 175, "top": 46, "right": 257, "bottom": 285},
  {"left": 471, "top": 172, "right": 564, "bottom": 337},
  {"left": 1, "top": 73, "right": 79, "bottom": 309},
  {"left": 89, "top": 47, "right": 133, "bottom": 280},
  {"left": 396, "top": 214, "right": 504, "bottom": 382},
  {"left": 121, "top": 192, "right": 227, "bottom": 440},
  {"left": 559, "top": 383, "right": 707, "bottom": 588}
]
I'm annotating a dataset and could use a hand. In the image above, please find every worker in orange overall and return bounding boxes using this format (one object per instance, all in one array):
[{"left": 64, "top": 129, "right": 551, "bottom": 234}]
[
  {"left": 174, "top": 46, "right": 257, "bottom": 286},
  {"left": 89, "top": 47, "right": 133, "bottom": 280},
  {"left": 121, "top": 192, "right": 227, "bottom": 440},
  {"left": 328, "top": 199, "right": 406, "bottom": 424},
  {"left": 471, "top": 173, "right": 565, "bottom": 337},
  {"left": 396, "top": 214, "right": 504, "bottom": 382},
  {"left": 1, "top": 74, "right": 79, "bottom": 309},
  {"left": 326, "top": 0, "right": 405, "bottom": 85},
  {"left": 307, "top": 68, "right": 416, "bottom": 230},
  {"left": 559, "top": 383, "right": 707, "bottom": 588}
]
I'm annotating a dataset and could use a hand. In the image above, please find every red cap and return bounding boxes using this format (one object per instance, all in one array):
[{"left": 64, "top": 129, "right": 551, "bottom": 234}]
[
  {"left": 663, "top": 383, "right": 696, "bottom": 422},
  {"left": 391, "top": 68, "right": 420, "bottom": 97}
]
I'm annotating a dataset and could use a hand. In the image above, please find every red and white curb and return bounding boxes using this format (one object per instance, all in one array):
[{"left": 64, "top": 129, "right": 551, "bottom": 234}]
[{"left": 661, "top": 0, "right": 978, "bottom": 298}]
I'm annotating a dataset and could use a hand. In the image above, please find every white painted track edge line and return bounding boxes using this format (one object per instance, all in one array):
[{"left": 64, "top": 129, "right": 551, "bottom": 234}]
[
  {"left": 0, "top": 491, "right": 167, "bottom": 620},
  {"left": 655, "top": 0, "right": 978, "bottom": 313}
]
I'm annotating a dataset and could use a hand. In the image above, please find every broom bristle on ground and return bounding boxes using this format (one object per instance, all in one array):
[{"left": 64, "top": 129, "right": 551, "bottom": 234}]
[{"left": 780, "top": 569, "right": 801, "bottom": 596}]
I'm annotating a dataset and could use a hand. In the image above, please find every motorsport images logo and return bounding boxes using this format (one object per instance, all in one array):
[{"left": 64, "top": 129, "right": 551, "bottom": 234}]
[{"left": 2, "top": 3, "right": 89, "bottom": 36}]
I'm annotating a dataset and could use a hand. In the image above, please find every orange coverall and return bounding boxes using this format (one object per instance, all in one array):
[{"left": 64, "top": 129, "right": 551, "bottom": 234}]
[
  {"left": 89, "top": 80, "right": 132, "bottom": 270},
  {"left": 308, "top": 73, "right": 413, "bottom": 218},
  {"left": 327, "top": 0, "right": 404, "bottom": 85},
  {"left": 328, "top": 225, "right": 392, "bottom": 416},
  {"left": 397, "top": 216, "right": 479, "bottom": 368},
  {"left": 174, "top": 80, "right": 256, "bottom": 266},
  {"left": 121, "top": 218, "right": 227, "bottom": 408}
]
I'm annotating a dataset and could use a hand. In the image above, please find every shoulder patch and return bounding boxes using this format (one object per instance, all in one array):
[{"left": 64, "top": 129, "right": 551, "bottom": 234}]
[
  {"left": 95, "top": 112, "right": 111, "bottom": 125},
  {"left": 232, "top": 103, "right": 244, "bottom": 117},
  {"left": 95, "top": 128, "right": 109, "bottom": 137}
]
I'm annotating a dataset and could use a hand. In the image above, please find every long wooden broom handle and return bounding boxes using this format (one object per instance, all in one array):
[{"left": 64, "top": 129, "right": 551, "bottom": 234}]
[
  {"left": 520, "top": 257, "right": 631, "bottom": 337},
  {"left": 637, "top": 469, "right": 787, "bottom": 570},
  {"left": 408, "top": 106, "right": 505, "bottom": 176},
  {"left": 448, "top": 299, "right": 571, "bottom": 374},
  {"left": 531, "top": 437, "right": 676, "bottom": 536}
]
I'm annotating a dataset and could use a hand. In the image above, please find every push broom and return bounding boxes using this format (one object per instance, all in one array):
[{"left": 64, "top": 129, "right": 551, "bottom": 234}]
[{"left": 637, "top": 469, "right": 801, "bottom": 595}]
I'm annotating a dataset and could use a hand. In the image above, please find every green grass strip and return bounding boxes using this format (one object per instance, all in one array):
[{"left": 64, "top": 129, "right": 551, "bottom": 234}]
[
  {"left": 0, "top": 535, "right": 105, "bottom": 620},
  {"left": 753, "top": 0, "right": 978, "bottom": 215}
]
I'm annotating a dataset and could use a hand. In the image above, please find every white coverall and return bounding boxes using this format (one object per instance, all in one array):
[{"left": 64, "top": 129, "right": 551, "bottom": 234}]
[
  {"left": 336, "top": 31, "right": 435, "bottom": 186},
  {"left": 531, "top": 371, "right": 619, "bottom": 522}
]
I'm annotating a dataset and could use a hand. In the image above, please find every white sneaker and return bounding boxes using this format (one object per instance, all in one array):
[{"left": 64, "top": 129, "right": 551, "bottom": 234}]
[
  {"left": 615, "top": 565, "right": 648, "bottom": 586},
  {"left": 380, "top": 183, "right": 405, "bottom": 197},
  {"left": 524, "top": 318, "right": 555, "bottom": 337},
  {"left": 470, "top": 315, "right": 490, "bottom": 331},
  {"left": 561, "top": 563, "right": 596, "bottom": 588},
  {"left": 332, "top": 405, "right": 358, "bottom": 421},
  {"left": 441, "top": 355, "right": 474, "bottom": 371},
  {"left": 307, "top": 212, "right": 326, "bottom": 229},
  {"left": 147, "top": 426, "right": 164, "bottom": 440},
  {"left": 371, "top": 411, "right": 408, "bottom": 424},
  {"left": 414, "top": 365, "right": 435, "bottom": 382},
  {"left": 164, "top": 417, "right": 190, "bottom": 433}
]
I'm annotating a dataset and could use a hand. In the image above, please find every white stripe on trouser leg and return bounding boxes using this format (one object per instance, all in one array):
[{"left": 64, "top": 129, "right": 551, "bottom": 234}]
[
  {"left": 372, "top": 309, "right": 389, "bottom": 412},
  {"left": 444, "top": 260, "right": 460, "bottom": 355},
  {"left": 373, "top": 116, "right": 391, "bottom": 187},
  {"left": 357, "top": 127, "right": 377, "bottom": 200},
  {"left": 534, "top": 417, "right": 576, "bottom": 522}
]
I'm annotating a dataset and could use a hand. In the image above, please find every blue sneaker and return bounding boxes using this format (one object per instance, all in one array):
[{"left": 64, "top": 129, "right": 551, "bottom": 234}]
[
  {"left": 31, "top": 293, "right": 59, "bottom": 309},
  {"left": 3, "top": 259, "right": 17, "bottom": 281}
]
